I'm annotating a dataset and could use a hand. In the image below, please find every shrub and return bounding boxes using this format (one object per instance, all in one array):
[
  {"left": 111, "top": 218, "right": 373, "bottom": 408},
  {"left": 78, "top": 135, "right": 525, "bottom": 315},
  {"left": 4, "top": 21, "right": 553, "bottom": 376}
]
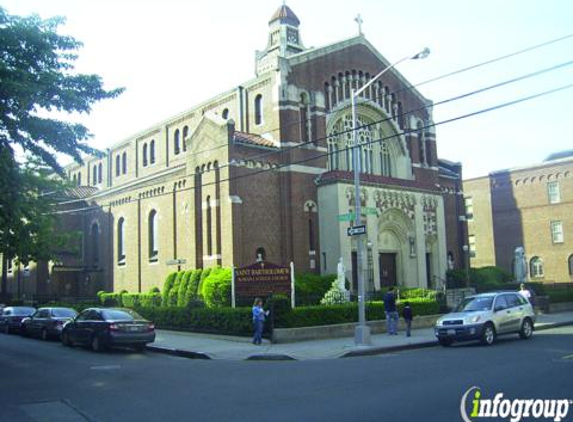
[
  {"left": 201, "top": 267, "right": 231, "bottom": 308},
  {"left": 177, "top": 270, "right": 194, "bottom": 307},
  {"left": 399, "top": 288, "right": 437, "bottom": 300},
  {"left": 197, "top": 268, "right": 212, "bottom": 300},
  {"left": 162, "top": 272, "right": 178, "bottom": 306},
  {"left": 149, "top": 286, "right": 161, "bottom": 294},
  {"left": 169, "top": 271, "right": 185, "bottom": 305},
  {"left": 295, "top": 273, "right": 335, "bottom": 306},
  {"left": 99, "top": 292, "right": 122, "bottom": 307},
  {"left": 187, "top": 269, "right": 203, "bottom": 301}
]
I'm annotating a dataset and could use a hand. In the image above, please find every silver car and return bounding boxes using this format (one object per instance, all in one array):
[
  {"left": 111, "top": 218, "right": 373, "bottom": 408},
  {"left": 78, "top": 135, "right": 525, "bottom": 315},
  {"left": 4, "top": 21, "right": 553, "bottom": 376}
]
[{"left": 435, "top": 292, "right": 535, "bottom": 346}]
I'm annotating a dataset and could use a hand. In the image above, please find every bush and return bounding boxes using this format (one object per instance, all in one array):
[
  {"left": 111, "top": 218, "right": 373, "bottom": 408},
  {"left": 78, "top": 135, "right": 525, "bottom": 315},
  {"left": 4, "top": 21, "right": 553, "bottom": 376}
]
[
  {"left": 201, "top": 267, "right": 231, "bottom": 308},
  {"left": 197, "top": 268, "right": 212, "bottom": 300},
  {"left": 162, "top": 272, "right": 178, "bottom": 306},
  {"left": 177, "top": 270, "right": 194, "bottom": 307},
  {"left": 187, "top": 269, "right": 203, "bottom": 301},
  {"left": 275, "top": 298, "right": 439, "bottom": 328},
  {"left": 399, "top": 288, "right": 437, "bottom": 300},
  {"left": 169, "top": 271, "right": 185, "bottom": 305},
  {"left": 295, "top": 273, "right": 334, "bottom": 306}
]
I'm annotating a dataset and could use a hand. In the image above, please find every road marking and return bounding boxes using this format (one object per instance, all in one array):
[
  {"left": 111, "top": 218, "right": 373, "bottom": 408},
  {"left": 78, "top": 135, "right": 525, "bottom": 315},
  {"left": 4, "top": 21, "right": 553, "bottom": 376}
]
[
  {"left": 562, "top": 354, "right": 573, "bottom": 360},
  {"left": 90, "top": 364, "right": 121, "bottom": 370}
]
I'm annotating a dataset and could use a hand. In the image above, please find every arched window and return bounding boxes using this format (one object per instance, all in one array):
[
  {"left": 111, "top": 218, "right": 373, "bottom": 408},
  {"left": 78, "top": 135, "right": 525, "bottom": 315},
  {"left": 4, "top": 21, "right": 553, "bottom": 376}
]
[
  {"left": 174, "top": 129, "right": 180, "bottom": 155},
  {"left": 91, "top": 223, "right": 99, "bottom": 265},
  {"left": 72, "top": 174, "right": 77, "bottom": 184},
  {"left": 254, "top": 94, "right": 263, "bottom": 125},
  {"left": 115, "top": 155, "right": 121, "bottom": 177},
  {"left": 142, "top": 143, "right": 148, "bottom": 167},
  {"left": 122, "top": 152, "right": 127, "bottom": 174},
  {"left": 222, "top": 109, "right": 229, "bottom": 120},
  {"left": 182, "top": 126, "right": 189, "bottom": 152},
  {"left": 206, "top": 195, "right": 213, "bottom": 256},
  {"left": 77, "top": 172, "right": 81, "bottom": 186},
  {"left": 256, "top": 247, "right": 266, "bottom": 262},
  {"left": 530, "top": 256, "right": 544, "bottom": 278},
  {"left": 148, "top": 210, "right": 158, "bottom": 261},
  {"left": 117, "top": 217, "right": 126, "bottom": 264},
  {"left": 150, "top": 140, "right": 156, "bottom": 164},
  {"left": 568, "top": 255, "right": 573, "bottom": 276},
  {"left": 327, "top": 135, "right": 339, "bottom": 170},
  {"left": 98, "top": 163, "right": 103, "bottom": 184},
  {"left": 380, "top": 141, "right": 392, "bottom": 177},
  {"left": 92, "top": 166, "right": 97, "bottom": 186}
]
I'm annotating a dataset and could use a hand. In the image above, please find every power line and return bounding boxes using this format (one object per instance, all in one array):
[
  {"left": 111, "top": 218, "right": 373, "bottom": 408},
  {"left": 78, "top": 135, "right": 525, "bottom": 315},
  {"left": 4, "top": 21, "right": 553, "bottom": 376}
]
[{"left": 51, "top": 82, "right": 573, "bottom": 216}]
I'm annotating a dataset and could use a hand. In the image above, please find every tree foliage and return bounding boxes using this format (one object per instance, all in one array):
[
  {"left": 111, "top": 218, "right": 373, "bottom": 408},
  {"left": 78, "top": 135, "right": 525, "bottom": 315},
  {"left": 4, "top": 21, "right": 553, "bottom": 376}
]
[{"left": 0, "top": 6, "right": 123, "bottom": 172}]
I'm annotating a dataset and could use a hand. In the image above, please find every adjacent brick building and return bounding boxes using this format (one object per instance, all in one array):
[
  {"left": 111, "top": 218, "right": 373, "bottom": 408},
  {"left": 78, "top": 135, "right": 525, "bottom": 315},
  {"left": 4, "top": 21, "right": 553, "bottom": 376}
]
[
  {"left": 463, "top": 151, "right": 573, "bottom": 283},
  {"left": 1, "top": 5, "right": 467, "bottom": 298}
]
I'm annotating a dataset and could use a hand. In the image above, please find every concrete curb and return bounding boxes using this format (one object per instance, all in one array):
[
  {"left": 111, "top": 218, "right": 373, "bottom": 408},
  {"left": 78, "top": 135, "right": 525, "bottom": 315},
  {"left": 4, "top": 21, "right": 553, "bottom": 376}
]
[{"left": 145, "top": 320, "right": 573, "bottom": 361}]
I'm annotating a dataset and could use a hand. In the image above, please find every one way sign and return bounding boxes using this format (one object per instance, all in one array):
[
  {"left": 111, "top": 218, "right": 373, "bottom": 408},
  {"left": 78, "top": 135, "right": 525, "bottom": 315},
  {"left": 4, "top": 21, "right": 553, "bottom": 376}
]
[{"left": 347, "top": 225, "right": 366, "bottom": 236}]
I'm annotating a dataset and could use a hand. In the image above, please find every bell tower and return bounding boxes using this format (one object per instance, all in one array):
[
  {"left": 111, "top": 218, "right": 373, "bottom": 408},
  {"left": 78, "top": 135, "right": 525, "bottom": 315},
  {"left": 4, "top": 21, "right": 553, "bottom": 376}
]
[{"left": 255, "top": 4, "right": 305, "bottom": 75}]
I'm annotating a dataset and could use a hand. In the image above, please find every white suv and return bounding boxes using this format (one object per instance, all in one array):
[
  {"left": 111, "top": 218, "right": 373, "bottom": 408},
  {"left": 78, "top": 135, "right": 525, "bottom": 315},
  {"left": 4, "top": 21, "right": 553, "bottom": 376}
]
[{"left": 435, "top": 292, "right": 535, "bottom": 346}]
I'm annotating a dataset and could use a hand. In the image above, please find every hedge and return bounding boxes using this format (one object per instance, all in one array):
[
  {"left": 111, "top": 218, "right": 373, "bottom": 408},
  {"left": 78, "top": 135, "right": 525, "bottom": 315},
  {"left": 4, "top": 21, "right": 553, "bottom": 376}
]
[
  {"left": 200, "top": 267, "right": 232, "bottom": 308},
  {"left": 162, "top": 272, "right": 178, "bottom": 306},
  {"left": 274, "top": 297, "right": 439, "bottom": 328}
]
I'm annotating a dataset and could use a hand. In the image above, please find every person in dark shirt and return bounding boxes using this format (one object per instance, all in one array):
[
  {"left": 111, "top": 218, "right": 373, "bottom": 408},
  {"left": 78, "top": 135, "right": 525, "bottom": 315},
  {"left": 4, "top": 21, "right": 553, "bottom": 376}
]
[
  {"left": 383, "top": 287, "right": 399, "bottom": 335},
  {"left": 402, "top": 301, "right": 413, "bottom": 337}
]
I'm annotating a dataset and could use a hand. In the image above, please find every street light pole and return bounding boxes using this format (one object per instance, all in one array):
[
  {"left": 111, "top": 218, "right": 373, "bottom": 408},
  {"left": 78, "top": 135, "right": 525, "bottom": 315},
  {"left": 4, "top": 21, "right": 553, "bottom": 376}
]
[{"left": 352, "top": 47, "right": 430, "bottom": 346}]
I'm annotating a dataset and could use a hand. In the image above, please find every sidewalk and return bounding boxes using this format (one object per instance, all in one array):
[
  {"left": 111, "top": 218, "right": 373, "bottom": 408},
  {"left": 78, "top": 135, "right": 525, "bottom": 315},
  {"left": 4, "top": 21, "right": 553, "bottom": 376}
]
[{"left": 146, "top": 311, "right": 573, "bottom": 361}]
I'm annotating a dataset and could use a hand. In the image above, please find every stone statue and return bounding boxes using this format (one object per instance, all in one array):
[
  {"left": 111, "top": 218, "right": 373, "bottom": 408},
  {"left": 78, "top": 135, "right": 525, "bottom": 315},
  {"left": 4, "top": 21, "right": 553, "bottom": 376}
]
[
  {"left": 337, "top": 258, "right": 347, "bottom": 291},
  {"left": 514, "top": 247, "right": 527, "bottom": 284}
]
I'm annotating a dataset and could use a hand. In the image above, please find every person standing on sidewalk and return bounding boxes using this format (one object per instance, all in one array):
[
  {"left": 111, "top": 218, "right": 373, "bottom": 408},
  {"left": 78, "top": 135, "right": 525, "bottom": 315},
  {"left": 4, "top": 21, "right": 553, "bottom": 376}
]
[
  {"left": 402, "top": 301, "right": 413, "bottom": 337},
  {"left": 252, "top": 298, "right": 269, "bottom": 345},
  {"left": 383, "top": 287, "right": 399, "bottom": 335}
]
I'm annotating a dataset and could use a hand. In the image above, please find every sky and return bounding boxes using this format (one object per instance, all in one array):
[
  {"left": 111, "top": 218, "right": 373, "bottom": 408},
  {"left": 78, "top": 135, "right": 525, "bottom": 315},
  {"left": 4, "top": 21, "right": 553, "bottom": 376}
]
[{"left": 3, "top": 0, "right": 573, "bottom": 179}]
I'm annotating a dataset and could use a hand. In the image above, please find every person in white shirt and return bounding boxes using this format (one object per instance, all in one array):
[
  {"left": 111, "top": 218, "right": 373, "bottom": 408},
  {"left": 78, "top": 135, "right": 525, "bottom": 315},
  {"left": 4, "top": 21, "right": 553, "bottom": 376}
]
[{"left": 519, "top": 283, "right": 532, "bottom": 302}]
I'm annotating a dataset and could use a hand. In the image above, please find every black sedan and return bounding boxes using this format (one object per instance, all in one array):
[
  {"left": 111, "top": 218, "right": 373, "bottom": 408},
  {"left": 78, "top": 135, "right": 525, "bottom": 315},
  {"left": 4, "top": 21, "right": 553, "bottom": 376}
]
[
  {"left": 0, "top": 306, "right": 36, "bottom": 334},
  {"left": 20, "top": 307, "right": 78, "bottom": 340},
  {"left": 61, "top": 308, "right": 155, "bottom": 352}
]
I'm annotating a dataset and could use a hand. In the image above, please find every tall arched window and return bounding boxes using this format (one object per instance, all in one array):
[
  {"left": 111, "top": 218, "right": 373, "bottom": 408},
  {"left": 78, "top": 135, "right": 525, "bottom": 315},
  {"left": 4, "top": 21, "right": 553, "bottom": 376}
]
[
  {"left": 150, "top": 140, "right": 156, "bottom": 164},
  {"left": 174, "top": 129, "right": 180, "bottom": 155},
  {"left": 148, "top": 210, "right": 158, "bottom": 261},
  {"left": 182, "top": 126, "right": 189, "bottom": 152},
  {"left": 327, "top": 135, "right": 339, "bottom": 170},
  {"left": 78, "top": 172, "right": 81, "bottom": 186},
  {"left": 117, "top": 217, "right": 125, "bottom": 264},
  {"left": 122, "top": 152, "right": 127, "bottom": 174},
  {"left": 380, "top": 141, "right": 392, "bottom": 177},
  {"left": 206, "top": 195, "right": 212, "bottom": 256},
  {"left": 98, "top": 163, "right": 103, "bottom": 184},
  {"left": 92, "top": 166, "right": 97, "bottom": 186},
  {"left": 254, "top": 94, "right": 263, "bottom": 125},
  {"left": 530, "top": 256, "right": 544, "bottom": 278},
  {"left": 568, "top": 255, "right": 573, "bottom": 276},
  {"left": 91, "top": 223, "right": 99, "bottom": 265},
  {"left": 143, "top": 143, "right": 148, "bottom": 167},
  {"left": 115, "top": 155, "right": 121, "bottom": 177},
  {"left": 72, "top": 174, "right": 77, "bottom": 184}
]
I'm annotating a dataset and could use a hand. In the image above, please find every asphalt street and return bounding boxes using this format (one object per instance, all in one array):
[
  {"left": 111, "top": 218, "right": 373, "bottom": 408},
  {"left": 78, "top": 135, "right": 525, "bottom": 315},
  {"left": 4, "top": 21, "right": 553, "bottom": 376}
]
[{"left": 1, "top": 326, "right": 572, "bottom": 422}]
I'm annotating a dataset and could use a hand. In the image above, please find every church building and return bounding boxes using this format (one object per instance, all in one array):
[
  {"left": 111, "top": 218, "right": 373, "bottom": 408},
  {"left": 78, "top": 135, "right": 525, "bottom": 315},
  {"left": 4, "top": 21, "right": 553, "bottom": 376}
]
[{"left": 2, "top": 5, "right": 467, "bottom": 299}]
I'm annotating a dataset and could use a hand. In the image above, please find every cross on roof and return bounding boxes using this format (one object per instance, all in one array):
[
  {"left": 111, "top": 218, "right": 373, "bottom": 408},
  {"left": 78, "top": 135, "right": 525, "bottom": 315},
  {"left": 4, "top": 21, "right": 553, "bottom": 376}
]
[{"left": 355, "top": 14, "right": 363, "bottom": 35}]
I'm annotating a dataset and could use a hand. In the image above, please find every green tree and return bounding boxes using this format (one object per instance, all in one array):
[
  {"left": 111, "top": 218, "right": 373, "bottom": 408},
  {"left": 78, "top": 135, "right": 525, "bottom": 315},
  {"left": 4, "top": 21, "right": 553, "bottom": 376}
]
[{"left": 0, "top": 7, "right": 123, "bottom": 171}]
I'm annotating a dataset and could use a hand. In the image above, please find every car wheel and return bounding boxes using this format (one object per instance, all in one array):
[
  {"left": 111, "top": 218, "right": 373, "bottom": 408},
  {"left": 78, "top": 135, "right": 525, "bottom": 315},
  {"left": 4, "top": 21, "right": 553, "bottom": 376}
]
[
  {"left": 91, "top": 335, "right": 104, "bottom": 352},
  {"left": 41, "top": 328, "right": 49, "bottom": 341},
  {"left": 519, "top": 318, "right": 533, "bottom": 340},
  {"left": 61, "top": 331, "right": 72, "bottom": 347},
  {"left": 481, "top": 323, "right": 496, "bottom": 346},
  {"left": 438, "top": 338, "right": 453, "bottom": 347}
]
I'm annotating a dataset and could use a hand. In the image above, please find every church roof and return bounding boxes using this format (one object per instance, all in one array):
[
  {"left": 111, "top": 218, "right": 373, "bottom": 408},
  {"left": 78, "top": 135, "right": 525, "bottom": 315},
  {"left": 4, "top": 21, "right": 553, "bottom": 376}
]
[
  {"left": 544, "top": 149, "right": 573, "bottom": 162},
  {"left": 269, "top": 4, "right": 300, "bottom": 26},
  {"left": 234, "top": 131, "right": 278, "bottom": 149}
]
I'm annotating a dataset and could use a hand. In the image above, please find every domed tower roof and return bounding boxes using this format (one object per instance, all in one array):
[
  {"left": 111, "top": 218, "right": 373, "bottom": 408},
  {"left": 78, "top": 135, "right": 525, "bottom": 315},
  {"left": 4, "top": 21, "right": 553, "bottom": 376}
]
[{"left": 269, "top": 4, "right": 300, "bottom": 26}]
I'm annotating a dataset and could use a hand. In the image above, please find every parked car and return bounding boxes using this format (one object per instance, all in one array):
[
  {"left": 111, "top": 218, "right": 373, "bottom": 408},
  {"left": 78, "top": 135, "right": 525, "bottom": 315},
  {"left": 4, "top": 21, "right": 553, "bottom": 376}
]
[
  {"left": 20, "top": 307, "right": 78, "bottom": 340},
  {"left": 61, "top": 307, "right": 155, "bottom": 352},
  {"left": 0, "top": 306, "right": 36, "bottom": 334},
  {"left": 435, "top": 292, "right": 535, "bottom": 346}
]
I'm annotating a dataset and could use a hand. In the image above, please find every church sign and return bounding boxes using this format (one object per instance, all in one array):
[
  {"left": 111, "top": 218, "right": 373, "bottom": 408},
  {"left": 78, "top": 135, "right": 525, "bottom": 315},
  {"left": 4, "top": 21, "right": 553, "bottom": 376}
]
[{"left": 233, "top": 261, "right": 292, "bottom": 302}]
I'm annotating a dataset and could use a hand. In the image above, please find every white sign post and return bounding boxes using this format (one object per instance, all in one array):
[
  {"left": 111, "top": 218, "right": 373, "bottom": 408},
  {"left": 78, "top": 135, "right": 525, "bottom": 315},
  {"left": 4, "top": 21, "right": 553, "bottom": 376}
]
[
  {"left": 290, "top": 262, "right": 295, "bottom": 309},
  {"left": 231, "top": 265, "right": 236, "bottom": 308}
]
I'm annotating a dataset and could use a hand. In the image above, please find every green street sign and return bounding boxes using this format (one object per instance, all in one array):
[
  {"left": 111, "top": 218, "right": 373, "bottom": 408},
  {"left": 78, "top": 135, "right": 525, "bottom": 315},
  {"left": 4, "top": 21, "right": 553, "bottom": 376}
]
[{"left": 337, "top": 213, "right": 354, "bottom": 222}]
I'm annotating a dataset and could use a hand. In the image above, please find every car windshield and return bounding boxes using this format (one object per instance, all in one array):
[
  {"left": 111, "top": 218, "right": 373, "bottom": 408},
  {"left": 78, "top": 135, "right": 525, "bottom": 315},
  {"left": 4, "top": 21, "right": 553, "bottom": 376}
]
[
  {"left": 101, "top": 309, "right": 144, "bottom": 321},
  {"left": 12, "top": 307, "right": 35, "bottom": 316},
  {"left": 51, "top": 309, "right": 77, "bottom": 318},
  {"left": 455, "top": 297, "right": 494, "bottom": 312}
]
